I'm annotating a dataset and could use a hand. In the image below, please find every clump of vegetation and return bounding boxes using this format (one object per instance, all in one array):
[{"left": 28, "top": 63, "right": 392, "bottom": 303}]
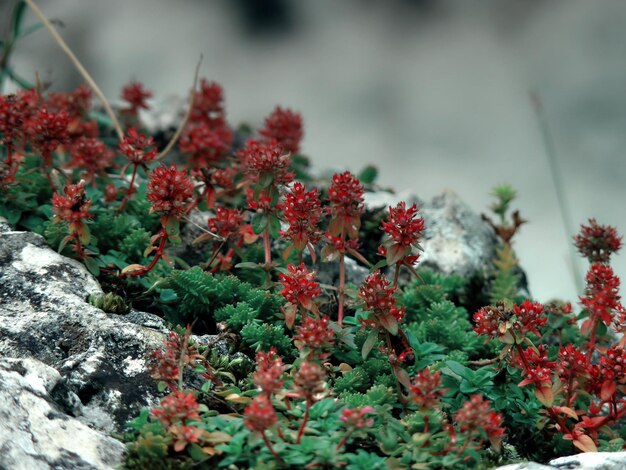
[{"left": 2, "top": 1, "right": 626, "bottom": 468}]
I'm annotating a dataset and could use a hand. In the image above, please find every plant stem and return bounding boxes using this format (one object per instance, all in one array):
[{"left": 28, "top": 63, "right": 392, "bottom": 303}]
[
  {"left": 336, "top": 430, "right": 352, "bottom": 452},
  {"left": 338, "top": 252, "right": 345, "bottom": 327},
  {"left": 393, "top": 263, "right": 400, "bottom": 288},
  {"left": 586, "top": 320, "right": 599, "bottom": 366},
  {"left": 296, "top": 400, "right": 310, "bottom": 444},
  {"left": 25, "top": 0, "right": 124, "bottom": 141},
  {"left": 118, "top": 164, "right": 138, "bottom": 213},
  {"left": 261, "top": 431, "right": 283, "bottom": 465},
  {"left": 120, "top": 230, "right": 168, "bottom": 277}
]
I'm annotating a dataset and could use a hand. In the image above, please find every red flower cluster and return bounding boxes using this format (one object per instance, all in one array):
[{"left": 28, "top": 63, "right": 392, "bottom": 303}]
[
  {"left": 359, "top": 270, "right": 405, "bottom": 324},
  {"left": 253, "top": 348, "right": 286, "bottom": 396},
  {"left": 580, "top": 263, "right": 623, "bottom": 328},
  {"left": 52, "top": 181, "right": 92, "bottom": 225},
  {"left": 119, "top": 128, "right": 158, "bottom": 165},
  {"left": 240, "top": 139, "right": 294, "bottom": 188},
  {"left": 147, "top": 164, "right": 194, "bottom": 217},
  {"left": 180, "top": 121, "right": 233, "bottom": 168},
  {"left": 339, "top": 406, "right": 375, "bottom": 430},
  {"left": 208, "top": 206, "right": 245, "bottom": 240},
  {"left": 244, "top": 394, "right": 278, "bottom": 433},
  {"left": 473, "top": 300, "right": 546, "bottom": 344},
  {"left": 281, "top": 182, "right": 323, "bottom": 251},
  {"left": 512, "top": 300, "right": 548, "bottom": 338},
  {"left": 27, "top": 107, "right": 70, "bottom": 165},
  {"left": 453, "top": 395, "right": 505, "bottom": 450},
  {"left": 279, "top": 263, "right": 321, "bottom": 310},
  {"left": 556, "top": 344, "right": 588, "bottom": 383},
  {"left": 151, "top": 390, "right": 201, "bottom": 427},
  {"left": 327, "top": 171, "right": 364, "bottom": 239},
  {"left": 294, "top": 315, "right": 335, "bottom": 353},
  {"left": 574, "top": 219, "right": 622, "bottom": 263},
  {"left": 121, "top": 81, "right": 152, "bottom": 115},
  {"left": 259, "top": 106, "right": 303, "bottom": 154},
  {"left": 0, "top": 93, "right": 28, "bottom": 151},
  {"left": 409, "top": 368, "right": 446, "bottom": 411},
  {"left": 69, "top": 137, "right": 115, "bottom": 182},
  {"left": 599, "top": 346, "right": 626, "bottom": 386},
  {"left": 380, "top": 202, "right": 425, "bottom": 266},
  {"left": 294, "top": 361, "right": 326, "bottom": 403},
  {"left": 190, "top": 79, "right": 227, "bottom": 124}
]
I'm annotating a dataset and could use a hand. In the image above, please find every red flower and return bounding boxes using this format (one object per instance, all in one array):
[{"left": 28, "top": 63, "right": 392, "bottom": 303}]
[
  {"left": 453, "top": 395, "right": 505, "bottom": 450},
  {"left": 151, "top": 390, "right": 201, "bottom": 428},
  {"left": 474, "top": 301, "right": 546, "bottom": 344},
  {"left": 281, "top": 182, "right": 323, "bottom": 251},
  {"left": 47, "top": 85, "right": 92, "bottom": 119},
  {"left": 52, "top": 181, "right": 92, "bottom": 224},
  {"left": 104, "top": 183, "right": 119, "bottom": 203},
  {"left": 574, "top": 219, "right": 622, "bottom": 263},
  {"left": 170, "top": 425, "right": 204, "bottom": 453},
  {"left": 556, "top": 345, "right": 588, "bottom": 383},
  {"left": 240, "top": 139, "right": 294, "bottom": 188},
  {"left": 409, "top": 368, "right": 446, "bottom": 410},
  {"left": 0, "top": 93, "right": 28, "bottom": 150},
  {"left": 339, "top": 406, "right": 375, "bottom": 430},
  {"left": 279, "top": 263, "right": 321, "bottom": 310},
  {"left": 190, "top": 79, "right": 226, "bottom": 124},
  {"left": 328, "top": 171, "right": 364, "bottom": 239},
  {"left": 512, "top": 300, "right": 547, "bottom": 338},
  {"left": 147, "top": 164, "right": 194, "bottom": 217},
  {"left": 244, "top": 394, "right": 277, "bottom": 433},
  {"left": 380, "top": 202, "right": 425, "bottom": 266},
  {"left": 179, "top": 122, "right": 233, "bottom": 168},
  {"left": 294, "top": 315, "right": 335, "bottom": 352},
  {"left": 580, "top": 263, "right": 623, "bottom": 328},
  {"left": 259, "top": 106, "right": 303, "bottom": 154},
  {"left": 253, "top": 348, "right": 286, "bottom": 396},
  {"left": 121, "top": 81, "right": 152, "bottom": 114},
  {"left": 119, "top": 128, "right": 157, "bottom": 165},
  {"left": 27, "top": 107, "right": 70, "bottom": 164},
  {"left": 600, "top": 346, "right": 626, "bottom": 384},
  {"left": 208, "top": 206, "right": 245, "bottom": 240},
  {"left": 68, "top": 137, "right": 115, "bottom": 182},
  {"left": 359, "top": 270, "right": 405, "bottom": 323},
  {"left": 294, "top": 361, "right": 326, "bottom": 403}
]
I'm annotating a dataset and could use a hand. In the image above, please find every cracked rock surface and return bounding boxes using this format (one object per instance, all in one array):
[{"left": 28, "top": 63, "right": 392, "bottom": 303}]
[
  {"left": 0, "top": 357, "right": 125, "bottom": 470},
  {"left": 0, "top": 219, "right": 165, "bottom": 435}
]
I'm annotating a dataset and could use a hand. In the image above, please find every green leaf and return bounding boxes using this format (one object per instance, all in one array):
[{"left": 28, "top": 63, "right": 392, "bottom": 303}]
[
  {"left": 83, "top": 257, "right": 101, "bottom": 277},
  {"left": 11, "top": 1, "right": 28, "bottom": 41},
  {"left": 164, "top": 216, "right": 180, "bottom": 237},
  {"left": 358, "top": 165, "right": 378, "bottom": 184},
  {"left": 362, "top": 329, "right": 379, "bottom": 361},
  {"left": 379, "top": 315, "right": 398, "bottom": 335},
  {"left": 258, "top": 172, "right": 274, "bottom": 189},
  {"left": 268, "top": 214, "right": 281, "bottom": 238},
  {"left": 251, "top": 213, "right": 268, "bottom": 234},
  {"left": 443, "top": 361, "right": 474, "bottom": 381}
]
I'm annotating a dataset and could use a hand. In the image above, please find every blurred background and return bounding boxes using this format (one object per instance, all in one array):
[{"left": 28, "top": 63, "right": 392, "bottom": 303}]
[{"left": 2, "top": 0, "right": 625, "bottom": 303}]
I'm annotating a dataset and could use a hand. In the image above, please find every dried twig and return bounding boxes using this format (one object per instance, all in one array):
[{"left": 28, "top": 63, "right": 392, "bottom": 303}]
[
  {"left": 154, "top": 55, "right": 202, "bottom": 161},
  {"left": 24, "top": 0, "right": 124, "bottom": 141}
]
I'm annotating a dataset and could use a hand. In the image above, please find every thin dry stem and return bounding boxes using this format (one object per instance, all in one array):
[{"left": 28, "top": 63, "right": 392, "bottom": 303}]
[
  {"left": 154, "top": 55, "right": 202, "bottom": 161},
  {"left": 25, "top": 0, "right": 124, "bottom": 141}
]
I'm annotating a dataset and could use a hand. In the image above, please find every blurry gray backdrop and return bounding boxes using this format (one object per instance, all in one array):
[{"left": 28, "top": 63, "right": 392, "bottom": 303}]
[{"left": 3, "top": 0, "right": 625, "bottom": 302}]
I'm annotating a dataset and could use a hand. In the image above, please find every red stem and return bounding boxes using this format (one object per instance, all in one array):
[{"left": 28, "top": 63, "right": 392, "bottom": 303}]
[
  {"left": 261, "top": 431, "right": 283, "bottom": 465},
  {"left": 118, "top": 164, "right": 138, "bottom": 213},
  {"left": 296, "top": 400, "right": 310, "bottom": 444},
  {"left": 586, "top": 320, "right": 599, "bottom": 366},
  {"left": 338, "top": 253, "right": 345, "bottom": 327},
  {"left": 336, "top": 430, "right": 352, "bottom": 452},
  {"left": 120, "top": 230, "right": 168, "bottom": 278}
]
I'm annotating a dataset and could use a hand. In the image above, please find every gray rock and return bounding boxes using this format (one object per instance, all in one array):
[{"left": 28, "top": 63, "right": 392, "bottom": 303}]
[
  {"left": 366, "top": 189, "right": 497, "bottom": 278},
  {"left": 496, "top": 452, "right": 626, "bottom": 470},
  {"left": 0, "top": 357, "right": 125, "bottom": 470},
  {"left": 419, "top": 190, "right": 497, "bottom": 278},
  {"left": 549, "top": 452, "right": 626, "bottom": 469},
  {"left": 0, "top": 226, "right": 166, "bottom": 433}
]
